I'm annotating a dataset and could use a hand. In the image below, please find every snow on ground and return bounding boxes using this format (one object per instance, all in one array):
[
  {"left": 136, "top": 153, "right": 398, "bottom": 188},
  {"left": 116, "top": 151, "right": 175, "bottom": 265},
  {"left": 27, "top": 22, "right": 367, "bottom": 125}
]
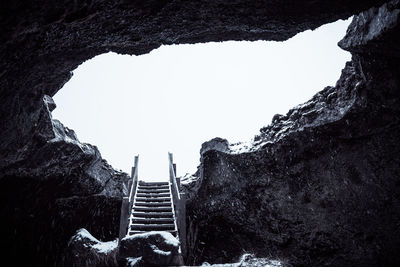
[
  {"left": 201, "top": 254, "right": 282, "bottom": 266},
  {"left": 125, "top": 231, "right": 180, "bottom": 247},
  {"left": 228, "top": 141, "right": 254, "bottom": 154},
  {"left": 126, "top": 257, "right": 142, "bottom": 266},
  {"left": 92, "top": 239, "right": 118, "bottom": 254}
]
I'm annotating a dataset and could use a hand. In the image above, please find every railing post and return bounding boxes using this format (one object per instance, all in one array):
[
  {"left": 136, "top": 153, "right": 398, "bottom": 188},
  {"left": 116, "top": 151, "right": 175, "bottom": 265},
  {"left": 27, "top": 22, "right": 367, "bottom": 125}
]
[
  {"left": 178, "top": 193, "right": 187, "bottom": 256},
  {"left": 168, "top": 152, "right": 186, "bottom": 259},
  {"left": 129, "top": 155, "right": 139, "bottom": 203},
  {"left": 119, "top": 155, "right": 139, "bottom": 242},
  {"left": 118, "top": 196, "right": 129, "bottom": 242}
]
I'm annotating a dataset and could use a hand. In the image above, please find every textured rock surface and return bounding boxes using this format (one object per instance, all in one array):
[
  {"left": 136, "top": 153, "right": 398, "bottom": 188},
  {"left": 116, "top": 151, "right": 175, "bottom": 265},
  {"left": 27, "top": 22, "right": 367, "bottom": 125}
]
[
  {"left": 119, "top": 231, "right": 180, "bottom": 266},
  {"left": 0, "top": 95, "right": 130, "bottom": 266},
  {"left": 62, "top": 228, "right": 118, "bottom": 267},
  {"left": 0, "top": 0, "right": 396, "bottom": 266},
  {"left": 0, "top": 0, "right": 386, "bottom": 165},
  {"left": 184, "top": 1, "right": 400, "bottom": 266},
  {"left": 199, "top": 254, "right": 282, "bottom": 267},
  {"left": 339, "top": 0, "right": 400, "bottom": 56}
]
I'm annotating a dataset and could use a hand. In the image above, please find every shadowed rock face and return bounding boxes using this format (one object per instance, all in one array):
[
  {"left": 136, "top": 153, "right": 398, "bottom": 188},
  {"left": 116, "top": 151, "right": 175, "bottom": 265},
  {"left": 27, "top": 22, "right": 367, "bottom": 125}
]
[
  {"left": 0, "top": 0, "right": 397, "bottom": 266},
  {"left": 185, "top": 1, "right": 400, "bottom": 265},
  {"left": 62, "top": 228, "right": 119, "bottom": 267},
  {"left": 0, "top": 0, "right": 386, "bottom": 162},
  {"left": 0, "top": 95, "right": 130, "bottom": 266}
]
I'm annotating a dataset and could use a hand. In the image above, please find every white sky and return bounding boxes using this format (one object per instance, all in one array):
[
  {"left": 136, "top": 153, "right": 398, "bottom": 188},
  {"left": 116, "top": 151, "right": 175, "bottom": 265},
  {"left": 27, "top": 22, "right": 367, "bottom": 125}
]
[{"left": 53, "top": 18, "right": 351, "bottom": 181}]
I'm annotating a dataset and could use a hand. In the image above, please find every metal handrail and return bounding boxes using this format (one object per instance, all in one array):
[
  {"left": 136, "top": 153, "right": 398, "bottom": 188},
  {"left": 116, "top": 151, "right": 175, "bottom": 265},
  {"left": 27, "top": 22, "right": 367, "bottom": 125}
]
[
  {"left": 168, "top": 152, "right": 186, "bottom": 256},
  {"left": 119, "top": 155, "right": 139, "bottom": 241},
  {"left": 169, "top": 152, "right": 180, "bottom": 203},
  {"left": 128, "top": 155, "right": 139, "bottom": 203}
]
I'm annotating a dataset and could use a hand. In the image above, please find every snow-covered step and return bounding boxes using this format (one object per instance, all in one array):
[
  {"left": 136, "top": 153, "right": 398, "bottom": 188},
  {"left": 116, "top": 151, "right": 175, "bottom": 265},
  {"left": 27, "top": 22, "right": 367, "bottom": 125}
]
[
  {"left": 138, "top": 185, "right": 169, "bottom": 190},
  {"left": 137, "top": 188, "right": 170, "bottom": 193},
  {"left": 134, "top": 206, "right": 172, "bottom": 212},
  {"left": 135, "top": 202, "right": 171, "bottom": 207},
  {"left": 131, "top": 217, "right": 175, "bottom": 224},
  {"left": 132, "top": 211, "right": 174, "bottom": 218},
  {"left": 131, "top": 223, "right": 175, "bottom": 231},
  {"left": 137, "top": 193, "right": 170, "bottom": 198},
  {"left": 135, "top": 197, "right": 171, "bottom": 202},
  {"left": 139, "top": 182, "right": 168, "bottom": 186}
]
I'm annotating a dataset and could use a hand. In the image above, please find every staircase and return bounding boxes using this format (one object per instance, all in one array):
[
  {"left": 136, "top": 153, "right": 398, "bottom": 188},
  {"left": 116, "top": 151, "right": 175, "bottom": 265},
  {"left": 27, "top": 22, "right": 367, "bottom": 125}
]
[
  {"left": 127, "top": 181, "right": 178, "bottom": 236},
  {"left": 118, "top": 154, "right": 186, "bottom": 261}
]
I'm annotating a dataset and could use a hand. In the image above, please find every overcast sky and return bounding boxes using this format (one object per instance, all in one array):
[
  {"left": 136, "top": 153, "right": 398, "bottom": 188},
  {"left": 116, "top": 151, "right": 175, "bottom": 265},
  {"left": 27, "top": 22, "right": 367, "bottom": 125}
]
[{"left": 52, "top": 18, "right": 352, "bottom": 181}]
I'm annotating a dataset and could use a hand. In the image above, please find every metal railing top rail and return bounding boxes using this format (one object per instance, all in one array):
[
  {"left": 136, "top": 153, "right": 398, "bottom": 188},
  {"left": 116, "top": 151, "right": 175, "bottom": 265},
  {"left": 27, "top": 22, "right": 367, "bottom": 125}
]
[
  {"left": 128, "top": 155, "right": 139, "bottom": 203},
  {"left": 168, "top": 152, "right": 181, "bottom": 202}
]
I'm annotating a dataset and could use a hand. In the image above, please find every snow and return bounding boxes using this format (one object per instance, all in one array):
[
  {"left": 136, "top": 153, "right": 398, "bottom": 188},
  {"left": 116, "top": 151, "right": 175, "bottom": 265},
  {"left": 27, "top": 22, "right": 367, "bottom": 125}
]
[
  {"left": 126, "top": 257, "right": 142, "bottom": 266},
  {"left": 150, "top": 244, "right": 171, "bottom": 256},
  {"left": 201, "top": 254, "right": 282, "bottom": 266},
  {"left": 180, "top": 173, "right": 198, "bottom": 185},
  {"left": 228, "top": 141, "right": 254, "bottom": 154},
  {"left": 93, "top": 240, "right": 118, "bottom": 254},
  {"left": 75, "top": 228, "right": 98, "bottom": 242},
  {"left": 125, "top": 231, "right": 180, "bottom": 247},
  {"left": 73, "top": 228, "right": 117, "bottom": 254}
]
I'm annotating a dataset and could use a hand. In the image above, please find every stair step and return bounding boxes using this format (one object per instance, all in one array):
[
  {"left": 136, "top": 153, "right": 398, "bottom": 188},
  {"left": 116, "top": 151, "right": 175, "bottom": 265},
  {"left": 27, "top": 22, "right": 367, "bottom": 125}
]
[
  {"left": 138, "top": 185, "right": 169, "bottom": 190},
  {"left": 131, "top": 217, "right": 175, "bottom": 224},
  {"left": 131, "top": 224, "right": 176, "bottom": 231},
  {"left": 129, "top": 230, "right": 177, "bottom": 236},
  {"left": 136, "top": 197, "right": 171, "bottom": 202},
  {"left": 137, "top": 193, "right": 170, "bottom": 198},
  {"left": 134, "top": 206, "right": 172, "bottom": 212},
  {"left": 135, "top": 202, "right": 171, "bottom": 207},
  {"left": 139, "top": 181, "right": 168, "bottom": 186},
  {"left": 132, "top": 211, "right": 173, "bottom": 218},
  {"left": 138, "top": 189, "right": 170, "bottom": 193}
]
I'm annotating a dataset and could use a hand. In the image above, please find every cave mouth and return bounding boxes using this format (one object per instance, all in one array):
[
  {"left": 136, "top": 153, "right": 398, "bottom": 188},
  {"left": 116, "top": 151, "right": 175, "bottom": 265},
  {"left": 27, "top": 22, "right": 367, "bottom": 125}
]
[{"left": 52, "top": 18, "right": 351, "bottom": 181}]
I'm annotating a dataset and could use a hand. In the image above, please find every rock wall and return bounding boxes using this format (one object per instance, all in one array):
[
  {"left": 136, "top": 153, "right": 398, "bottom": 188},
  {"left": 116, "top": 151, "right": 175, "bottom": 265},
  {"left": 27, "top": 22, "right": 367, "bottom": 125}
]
[
  {"left": 184, "top": 1, "right": 400, "bottom": 266},
  {"left": 0, "top": 0, "right": 396, "bottom": 266},
  {"left": 0, "top": 96, "right": 130, "bottom": 266},
  {"left": 0, "top": 0, "right": 386, "bottom": 164}
]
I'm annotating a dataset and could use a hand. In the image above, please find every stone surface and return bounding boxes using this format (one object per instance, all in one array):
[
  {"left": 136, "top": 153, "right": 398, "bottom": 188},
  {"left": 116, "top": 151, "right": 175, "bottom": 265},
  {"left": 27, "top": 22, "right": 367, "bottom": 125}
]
[
  {"left": 119, "top": 231, "right": 180, "bottom": 266},
  {"left": 0, "top": 95, "right": 130, "bottom": 266},
  {"left": 61, "top": 228, "right": 119, "bottom": 267},
  {"left": 339, "top": 0, "right": 400, "bottom": 56},
  {"left": 200, "top": 254, "right": 282, "bottom": 267},
  {"left": 183, "top": 2, "right": 400, "bottom": 265},
  {"left": 0, "top": 0, "right": 386, "bottom": 168},
  {"left": 0, "top": 0, "right": 397, "bottom": 266}
]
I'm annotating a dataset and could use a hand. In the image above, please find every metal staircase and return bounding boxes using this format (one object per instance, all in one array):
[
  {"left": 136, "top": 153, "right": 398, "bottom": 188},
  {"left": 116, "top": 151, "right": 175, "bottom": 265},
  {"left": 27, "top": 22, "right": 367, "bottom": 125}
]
[
  {"left": 128, "top": 181, "right": 178, "bottom": 236},
  {"left": 118, "top": 153, "right": 186, "bottom": 261}
]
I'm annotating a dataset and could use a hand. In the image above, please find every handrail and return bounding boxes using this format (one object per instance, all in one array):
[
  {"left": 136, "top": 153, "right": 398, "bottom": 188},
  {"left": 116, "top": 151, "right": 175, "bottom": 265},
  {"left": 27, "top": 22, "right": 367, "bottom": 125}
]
[
  {"left": 168, "top": 152, "right": 186, "bottom": 257},
  {"left": 169, "top": 152, "right": 180, "bottom": 203},
  {"left": 119, "top": 155, "right": 139, "bottom": 241},
  {"left": 128, "top": 155, "right": 139, "bottom": 203}
]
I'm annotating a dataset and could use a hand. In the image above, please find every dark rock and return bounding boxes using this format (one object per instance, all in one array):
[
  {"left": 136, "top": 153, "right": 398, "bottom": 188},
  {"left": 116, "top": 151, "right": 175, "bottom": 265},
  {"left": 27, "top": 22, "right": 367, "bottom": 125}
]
[
  {"left": 339, "top": 0, "right": 400, "bottom": 56},
  {"left": 119, "top": 231, "right": 180, "bottom": 266},
  {"left": 0, "top": 0, "right": 386, "bottom": 169},
  {"left": 0, "top": 95, "right": 130, "bottom": 266},
  {"left": 271, "top": 114, "right": 285, "bottom": 124},
  {"left": 201, "top": 138, "right": 230, "bottom": 155},
  {"left": 201, "top": 254, "right": 282, "bottom": 266},
  {"left": 61, "top": 228, "right": 118, "bottom": 267},
  {"left": 0, "top": 0, "right": 397, "bottom": 266},
  {"left": 185, "top": 2, "right": 400, "bottom": 266}
]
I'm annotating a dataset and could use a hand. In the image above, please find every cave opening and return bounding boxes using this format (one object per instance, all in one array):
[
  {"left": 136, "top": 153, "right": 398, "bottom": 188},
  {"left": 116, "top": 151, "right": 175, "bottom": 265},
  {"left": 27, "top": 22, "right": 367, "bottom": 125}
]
[{"left": 51, "top": 18, "right": 351, "bottom": 181}]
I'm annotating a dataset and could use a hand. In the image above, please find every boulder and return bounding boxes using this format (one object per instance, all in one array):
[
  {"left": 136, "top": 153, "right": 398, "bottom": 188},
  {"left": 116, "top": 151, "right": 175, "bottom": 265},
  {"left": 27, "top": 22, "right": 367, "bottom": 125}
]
[
  {"left": 62, "top": 228, "right": 118, "bottom": 267},
  {"left": 119, "top": 231, "right": 180, "bottom": 266}
]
